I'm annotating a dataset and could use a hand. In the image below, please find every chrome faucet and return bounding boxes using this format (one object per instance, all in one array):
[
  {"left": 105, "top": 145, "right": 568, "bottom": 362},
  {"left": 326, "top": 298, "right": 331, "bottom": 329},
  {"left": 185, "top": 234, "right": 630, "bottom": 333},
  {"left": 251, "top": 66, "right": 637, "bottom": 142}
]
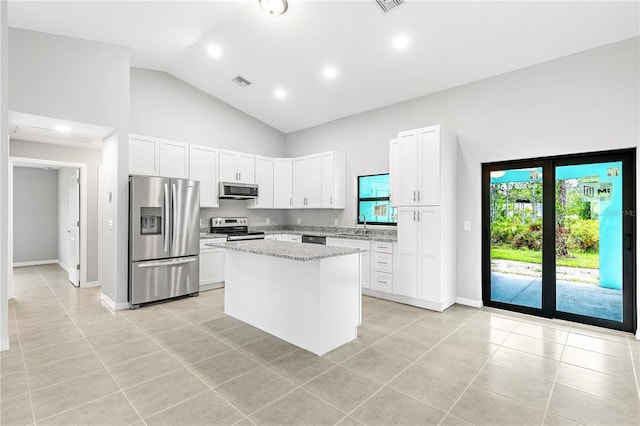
[{"left": 358, "top": 213, "right": 367, "bottom": 235}]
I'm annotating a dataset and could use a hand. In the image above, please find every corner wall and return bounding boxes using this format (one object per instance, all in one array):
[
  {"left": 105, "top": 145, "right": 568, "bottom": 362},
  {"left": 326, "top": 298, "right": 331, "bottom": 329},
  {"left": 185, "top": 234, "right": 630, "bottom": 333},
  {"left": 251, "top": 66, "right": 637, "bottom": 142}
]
[
  {"left": 0, "top": 0, "right": 9, "bottom": 351},
  {"left": 284, "top": 37, "right": 640, "bottom": 305}
]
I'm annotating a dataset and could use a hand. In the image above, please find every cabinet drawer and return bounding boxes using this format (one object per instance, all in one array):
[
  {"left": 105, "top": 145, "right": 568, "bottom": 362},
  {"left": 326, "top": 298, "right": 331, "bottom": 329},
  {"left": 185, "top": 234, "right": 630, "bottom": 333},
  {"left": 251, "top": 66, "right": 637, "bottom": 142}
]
[
  {"left": 200, "top": 239, "right": 226, "bottom": 250},
  {"left": 374, "top": 241, "right": 393, "bottom": 253},
  {"left": 373, "top": 252, "right": 392, "bottom": 273},
  {"left": 373, "top": 271, "right": 392, "bottom": 293}
]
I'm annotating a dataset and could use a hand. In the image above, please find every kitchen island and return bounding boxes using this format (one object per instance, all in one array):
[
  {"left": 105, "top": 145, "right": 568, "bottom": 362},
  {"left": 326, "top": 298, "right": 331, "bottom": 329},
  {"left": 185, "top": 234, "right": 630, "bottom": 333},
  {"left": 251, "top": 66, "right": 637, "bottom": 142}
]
[{"left": 215, "top": 239, "right": 361, "bottom": 356}]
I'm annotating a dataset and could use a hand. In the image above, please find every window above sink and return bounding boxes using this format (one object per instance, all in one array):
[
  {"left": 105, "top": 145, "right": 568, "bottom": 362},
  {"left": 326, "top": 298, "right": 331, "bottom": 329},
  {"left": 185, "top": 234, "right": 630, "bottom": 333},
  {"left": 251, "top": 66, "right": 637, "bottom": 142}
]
[{"left": 357, "top": 174, "right": 397, "bottom": 226}]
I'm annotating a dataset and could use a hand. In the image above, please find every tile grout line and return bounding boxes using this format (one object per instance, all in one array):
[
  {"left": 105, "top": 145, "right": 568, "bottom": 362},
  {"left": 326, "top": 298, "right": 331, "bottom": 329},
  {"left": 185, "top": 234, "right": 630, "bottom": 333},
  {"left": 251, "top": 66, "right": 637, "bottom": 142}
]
[
  {"left": 539, "top": 330, "right": 568, "bottom": 426},
  {"left": 627, "top": 335, "right": 640, "bottom": 407},
  {"left": 29, "top": 265, "right": 147, "bottom": 426}
]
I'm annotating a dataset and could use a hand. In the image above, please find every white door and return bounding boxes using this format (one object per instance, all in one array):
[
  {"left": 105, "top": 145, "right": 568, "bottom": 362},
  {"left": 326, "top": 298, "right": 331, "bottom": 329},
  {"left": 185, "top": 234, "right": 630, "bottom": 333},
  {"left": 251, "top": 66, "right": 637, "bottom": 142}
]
[
  {"left": 305, "top": 154, "right": 322, "bottom": 208},
  {"left": 68, "top": 170, "right": 80, "bottom": 286},
  {"left": 252, "top": 156, "right": 274, "bottom": 208},
  {"left": 158, "top": 139, "right": 190, "bottom": 178},
  {"left": 189, "top": 145, "right": 219, "bottom": 207},
  {"left": 395, "top": 208, "right": 418, "bottom": 297},
  {"left": 417, "top": 207, "right": 441, "bottom": 302},
  {"left": 273, "top": 158, "right": 292, "bottom": 208},
  {"left": 397, "top": 130, "right": 419, "bottom": 206},
  {"left": 417, "top": 127, "right": 440, "bottom": 205},
  {"left": 321, "top": 152, "right": 334, "bottom": 207},
  {"left": 219, "top": 150, "right": 238, "bottom": 182},
  {"left": 292, "top": 157, "right": 307, "bottom": 208},
  {"left": 236, "top": 153, "right": 255, "bottom": 184}
]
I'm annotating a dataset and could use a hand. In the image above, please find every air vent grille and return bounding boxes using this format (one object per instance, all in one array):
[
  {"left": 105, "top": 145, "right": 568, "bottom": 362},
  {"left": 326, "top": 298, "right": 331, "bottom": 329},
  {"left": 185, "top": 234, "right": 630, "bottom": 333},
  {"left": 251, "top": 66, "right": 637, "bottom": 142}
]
[
  {"left": 15, "top": 125, "right": 98, "bottom": 144},
  {"left": 232, "top": 76, "right": 252, "bottom": 88},
  {"left": 376, "top": 0, "right": 404, "bottom": 13}
]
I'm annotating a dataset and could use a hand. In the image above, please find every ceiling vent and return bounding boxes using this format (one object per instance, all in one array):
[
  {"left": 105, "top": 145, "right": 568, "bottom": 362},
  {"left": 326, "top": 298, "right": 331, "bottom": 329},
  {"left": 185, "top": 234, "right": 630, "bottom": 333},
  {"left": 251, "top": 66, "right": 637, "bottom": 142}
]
[
  {"left": 376, "top": 0, "right": 404, "bottom": 13},
  {"left": 232, "top": 76, "right": 252, "bottom": 88}
]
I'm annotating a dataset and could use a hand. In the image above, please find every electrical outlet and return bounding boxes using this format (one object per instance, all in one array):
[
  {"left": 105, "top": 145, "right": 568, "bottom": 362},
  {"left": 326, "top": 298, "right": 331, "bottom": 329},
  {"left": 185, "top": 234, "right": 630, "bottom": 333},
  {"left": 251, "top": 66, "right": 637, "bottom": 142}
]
[
  {"left": 334, "top": 218, "right": 339, "bottom": 226},
  {"left": 297, "top": 217, "right": 302, "bottom": 224},
  {"left": 107, "top": 220, "right": 114, "bottom": 231},
  {"left": 464, "top": 221, "right": 471, "bottom": 231},
  {"left": 266, "top": 218, "right": 270, "bottom": 225}
]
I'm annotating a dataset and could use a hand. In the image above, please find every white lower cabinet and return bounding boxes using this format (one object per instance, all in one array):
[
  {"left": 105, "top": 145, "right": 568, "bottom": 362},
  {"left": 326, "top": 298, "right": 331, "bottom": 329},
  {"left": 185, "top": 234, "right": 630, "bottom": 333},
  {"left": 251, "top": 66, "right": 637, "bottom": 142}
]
[
  {"left": 371, "top": 241, "right": 394, "bottom": 293},
  {"left": 326, "top": 238, "right": 370, "bottom": 289},
  {"left": 395, "top": 206, "right": 456, "bottom": 311},
  {"left": 200, "top": 239, "right": 225, "bottom": 288}
]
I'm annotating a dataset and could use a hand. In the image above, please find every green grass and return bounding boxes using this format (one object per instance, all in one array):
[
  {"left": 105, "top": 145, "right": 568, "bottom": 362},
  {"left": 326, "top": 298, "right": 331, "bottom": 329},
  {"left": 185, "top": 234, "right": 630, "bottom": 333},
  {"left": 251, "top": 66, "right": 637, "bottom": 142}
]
[{"left": 491, "top": 247, "right": 599, "bottom": 269}]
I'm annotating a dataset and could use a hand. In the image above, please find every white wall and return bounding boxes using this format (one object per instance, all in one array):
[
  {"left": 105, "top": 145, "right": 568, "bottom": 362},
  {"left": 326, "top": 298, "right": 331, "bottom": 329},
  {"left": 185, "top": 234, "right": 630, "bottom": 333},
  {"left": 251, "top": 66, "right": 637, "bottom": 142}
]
[
  {"left": 130, "top": 68, "right": 288, "bottom": 226},
  {"left": 1, "top": 0, "right": 9, "bottom": 351},
  {"left": 10, "top": 141, "right": 102, "bottom": 283},
  {"left": 130, "top": 68, "right": 286, "bottom": 156},
  {"left": 285, "top": 37, "right": 640, "bottom": 304},
  {"left": 12, "top": 167, "right": 58, "bottom": 263},
  {"left": 8, "top": 28, "right": 130, "bottom": 307}
]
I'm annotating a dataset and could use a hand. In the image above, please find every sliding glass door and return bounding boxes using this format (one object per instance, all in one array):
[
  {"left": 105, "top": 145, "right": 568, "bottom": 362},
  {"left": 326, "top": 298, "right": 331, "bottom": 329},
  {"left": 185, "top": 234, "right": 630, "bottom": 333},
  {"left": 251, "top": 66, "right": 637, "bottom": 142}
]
[{"left": 482, "top": 150, "right": 635, "bottom": 331}]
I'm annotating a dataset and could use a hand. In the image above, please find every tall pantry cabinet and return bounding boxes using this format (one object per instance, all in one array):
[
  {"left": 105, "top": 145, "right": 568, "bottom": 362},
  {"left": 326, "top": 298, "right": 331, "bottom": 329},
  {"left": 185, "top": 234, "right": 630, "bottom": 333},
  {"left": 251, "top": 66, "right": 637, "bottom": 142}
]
[{"left": 390, "top": 125, "right": 457, "bottom": 312}]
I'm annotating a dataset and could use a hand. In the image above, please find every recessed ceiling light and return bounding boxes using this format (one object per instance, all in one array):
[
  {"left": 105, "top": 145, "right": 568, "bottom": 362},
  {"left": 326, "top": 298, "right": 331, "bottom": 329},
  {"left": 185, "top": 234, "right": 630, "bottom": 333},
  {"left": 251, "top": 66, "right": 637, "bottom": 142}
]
[
  {"left": 54, "top": 124, "right": 70, "bottom": 133},
  {"left": 207, "top": 44, "right": 223, "bottom": 58},
  {"left": 274, "top": 88, "right": 287, "bottom": 99},
  {"left": 323, "top": 66, "right": 338, "bottom": 80},
  {"left": 392, "top": 35, "right": 409, "bottom": 50}
]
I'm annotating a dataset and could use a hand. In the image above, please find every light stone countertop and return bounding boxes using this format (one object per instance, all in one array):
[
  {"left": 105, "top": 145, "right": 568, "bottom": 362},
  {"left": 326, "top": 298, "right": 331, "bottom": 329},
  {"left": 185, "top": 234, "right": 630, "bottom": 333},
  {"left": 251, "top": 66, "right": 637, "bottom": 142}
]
[
  {"left": 212, "top": 239, "right": 362, "bottom": 261},
  {"left": 260, "top": 230, "right": 397, "bottom": 242}
]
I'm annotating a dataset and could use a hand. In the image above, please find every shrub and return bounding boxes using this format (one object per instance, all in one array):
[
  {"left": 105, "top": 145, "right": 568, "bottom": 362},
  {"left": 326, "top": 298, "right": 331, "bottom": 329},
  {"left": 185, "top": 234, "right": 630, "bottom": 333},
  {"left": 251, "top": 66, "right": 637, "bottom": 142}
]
[
  {"left": 568, "top": 219, "right": 599, "bottom": 252},
  {"left": 491, "top": 218, "right": 542, "bottom": 250}
]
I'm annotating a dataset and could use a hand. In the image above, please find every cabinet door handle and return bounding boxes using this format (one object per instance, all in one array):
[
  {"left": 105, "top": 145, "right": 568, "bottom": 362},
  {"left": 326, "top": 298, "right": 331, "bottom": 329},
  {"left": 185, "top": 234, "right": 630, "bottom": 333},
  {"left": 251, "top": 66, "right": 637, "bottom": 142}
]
[
  {"left": 330, "top": 196, "right": 332, "bottom": 205},
  {"left": 417, "top": 190, "right": 420, "bottom": 201},
  {"left": 290, "top": 197, "right": 292, "bottom": 206},
  {"left": 239, "top": 172, "right": 241, "bottom": 181},
  {"left": 413, "top": 190, "right": 416, "bottom": 202},
  {"left": 417, "top": 211, "right": 420, "bottom": 221},
  {"left": 413, "top": 210, "right": 416, "bottom": 221}
]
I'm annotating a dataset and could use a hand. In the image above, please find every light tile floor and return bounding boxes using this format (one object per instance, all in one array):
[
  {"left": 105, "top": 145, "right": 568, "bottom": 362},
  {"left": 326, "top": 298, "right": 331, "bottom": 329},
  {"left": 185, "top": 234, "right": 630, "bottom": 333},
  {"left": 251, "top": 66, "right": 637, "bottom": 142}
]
[{"left": 2, "top": 264, "right": 640, "bottom": 425}]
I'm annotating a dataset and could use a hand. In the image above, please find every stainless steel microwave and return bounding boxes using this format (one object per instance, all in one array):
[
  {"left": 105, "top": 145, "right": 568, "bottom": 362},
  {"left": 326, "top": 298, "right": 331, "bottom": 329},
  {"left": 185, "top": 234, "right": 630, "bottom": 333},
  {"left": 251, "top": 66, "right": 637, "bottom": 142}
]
[{"left": 219, "top": 182, "right": 259, "bottom": 200}]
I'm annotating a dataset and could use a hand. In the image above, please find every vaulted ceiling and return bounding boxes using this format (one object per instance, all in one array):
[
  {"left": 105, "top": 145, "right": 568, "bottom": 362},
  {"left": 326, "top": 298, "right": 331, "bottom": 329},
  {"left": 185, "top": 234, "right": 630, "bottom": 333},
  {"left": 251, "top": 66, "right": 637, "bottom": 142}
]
[{"left": 8, "top": 1, "right": 640, "bottom": 133}]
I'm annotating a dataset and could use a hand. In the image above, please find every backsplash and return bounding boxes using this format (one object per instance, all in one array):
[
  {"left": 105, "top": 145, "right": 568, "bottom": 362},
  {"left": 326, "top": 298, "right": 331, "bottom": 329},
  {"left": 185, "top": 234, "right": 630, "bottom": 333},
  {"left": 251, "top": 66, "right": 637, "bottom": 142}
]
[{"left": 250, "top": 224, "right": 397, "bottom": 238}]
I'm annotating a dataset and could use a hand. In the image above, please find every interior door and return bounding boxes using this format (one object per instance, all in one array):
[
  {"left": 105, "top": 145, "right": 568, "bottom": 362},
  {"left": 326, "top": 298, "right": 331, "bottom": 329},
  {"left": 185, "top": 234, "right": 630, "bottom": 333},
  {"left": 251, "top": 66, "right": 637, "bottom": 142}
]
[{"left": 68, "top": 169, "right": 80, "bottom": 286}]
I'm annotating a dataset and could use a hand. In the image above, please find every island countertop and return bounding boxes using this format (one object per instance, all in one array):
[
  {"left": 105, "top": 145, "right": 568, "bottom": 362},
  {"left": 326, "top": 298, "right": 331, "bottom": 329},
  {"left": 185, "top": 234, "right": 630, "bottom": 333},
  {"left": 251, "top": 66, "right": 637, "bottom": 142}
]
[{"left": 213, "top": 239, "right": 362, "bottom": 261}]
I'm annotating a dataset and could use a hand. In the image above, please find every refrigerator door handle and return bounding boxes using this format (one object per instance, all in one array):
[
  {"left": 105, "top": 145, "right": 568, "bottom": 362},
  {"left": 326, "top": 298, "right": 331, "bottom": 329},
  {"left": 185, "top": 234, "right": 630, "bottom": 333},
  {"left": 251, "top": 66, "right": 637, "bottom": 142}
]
[
  {"left": 137, "top": 257, "right": 197, "bottom": 268},
  {"left": 163, "top": 183, "right": 170, "bottom": 252},
  {"left": 172, "top": 183, "right": 177, "bottom": 252}
]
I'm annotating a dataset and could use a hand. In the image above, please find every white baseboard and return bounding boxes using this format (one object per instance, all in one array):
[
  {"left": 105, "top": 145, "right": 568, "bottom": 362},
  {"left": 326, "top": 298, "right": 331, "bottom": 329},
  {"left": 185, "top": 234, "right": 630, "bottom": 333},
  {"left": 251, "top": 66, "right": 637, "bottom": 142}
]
[
  {"left": 362, "top": 288, "right": 453, "bottom": 312},
  {"left": 12, "top": 259, "right": 58, "bottom": 267},
  {"left": 200, "top": 282, "right": 224, "bottom": 291},
  {"left": 57, "top": 260, "right": 73, "bottom": 274},
  {"left": 635, "top": 330, "right": 640, "bottom": 340},
  {"left": 100, "top": 293, "right": 130, "bottom": 311},
  {"left": 83, "top": 281, "right": 100, "bottom": 288},
  {"left": 456, "top": 297, "right": 483, "bottom": 308},
  {"left": 1, "top": 340, "right": 9, "bottom": 352}
]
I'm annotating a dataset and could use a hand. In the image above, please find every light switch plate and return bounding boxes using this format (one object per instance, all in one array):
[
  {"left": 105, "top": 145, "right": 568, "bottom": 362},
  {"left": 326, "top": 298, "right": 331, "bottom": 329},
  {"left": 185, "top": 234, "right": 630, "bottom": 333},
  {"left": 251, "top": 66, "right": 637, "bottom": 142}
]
[
  {"left": 107, "top": 220, "right": 114, "bottom": 231},
  {"left": 297, "top": 218, "right": 301, "bottom": 224},
  {"left": 463, "top": 221, "right": 471, "bottom": 231},
  {"left": 266, "top": 218, "right": 270, "bottom": 224},
  {"left": 334, "top": 218, "right": 339, "bottom": 226}
]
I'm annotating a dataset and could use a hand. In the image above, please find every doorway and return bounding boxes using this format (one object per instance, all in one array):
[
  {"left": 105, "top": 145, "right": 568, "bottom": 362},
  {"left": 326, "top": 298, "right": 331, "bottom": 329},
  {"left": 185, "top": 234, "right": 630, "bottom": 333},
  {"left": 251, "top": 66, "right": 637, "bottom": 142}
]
[
  {"left": 482, "top": 149, "right": 635, "bottom": 332},
  {"left": 8, "top": 157, "right": 89, "bottom": 296}
]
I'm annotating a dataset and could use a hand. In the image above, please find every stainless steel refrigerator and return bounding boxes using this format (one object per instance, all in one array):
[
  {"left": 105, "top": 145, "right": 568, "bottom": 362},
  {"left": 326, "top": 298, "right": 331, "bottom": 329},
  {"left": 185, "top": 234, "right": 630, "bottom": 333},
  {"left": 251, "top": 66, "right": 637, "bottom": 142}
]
[{"left": 129, "top": 175, "right": 200, "bottom": 308}]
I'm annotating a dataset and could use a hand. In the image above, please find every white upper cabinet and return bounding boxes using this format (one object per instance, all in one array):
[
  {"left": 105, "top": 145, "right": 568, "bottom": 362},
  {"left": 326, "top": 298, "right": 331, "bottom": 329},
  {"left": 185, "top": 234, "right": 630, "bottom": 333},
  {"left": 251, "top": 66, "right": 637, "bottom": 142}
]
[
  {"left": 129, "top": 134, "right": 159, "bottom": 176},
  {"left": 249, "top": 156, "right": 274, "bottom": 209},
  {"left": 321, "top": 151, "right": 345, "bottom": 209},
  {"left": 129, "top": 135, "right": 189, "bottom": 179},
  {"left": 220, "top": 149, "right": 255, "bottom": 184},
  {"left": 159, "top": 139, "right": 190, "bottom": 179},
  {"left": 189, "top": 145, "right": 219, "bottom": 208},
  {"left": 292, "top": 154, "right": 322, "bottom": 208},
  {"left": 392, "top": 125, "right": 445, "bottom": 206},
  {"left": 273, "top": 158, "right": 293, "bottom": 209}
]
